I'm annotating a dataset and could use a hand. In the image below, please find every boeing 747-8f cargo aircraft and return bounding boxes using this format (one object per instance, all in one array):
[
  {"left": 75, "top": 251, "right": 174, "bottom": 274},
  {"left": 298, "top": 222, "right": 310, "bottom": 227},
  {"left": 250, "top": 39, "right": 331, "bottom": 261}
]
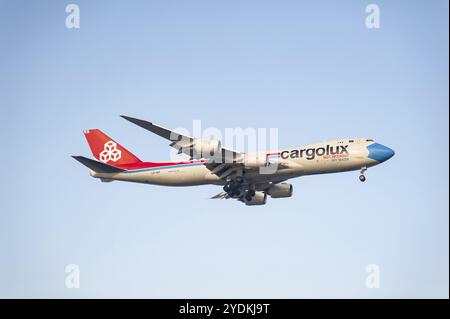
[{"left": 73, "top": 116, "right": 395, "bottom": 205}]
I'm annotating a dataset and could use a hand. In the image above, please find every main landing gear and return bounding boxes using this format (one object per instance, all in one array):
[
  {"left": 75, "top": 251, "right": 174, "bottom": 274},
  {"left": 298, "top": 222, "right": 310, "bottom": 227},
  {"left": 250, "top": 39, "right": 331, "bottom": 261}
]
[
  {"left": 223, "top": 176, "right": 244, "bottom": 198},
  {"left": 223, "top": 176, "right": 256, "bottom": 200},
  {"left": 245, "top": 189, "right": 256, "bottom": 201},
  {"left": 359, "top": 167, "right": 367, "bottom": 182}
]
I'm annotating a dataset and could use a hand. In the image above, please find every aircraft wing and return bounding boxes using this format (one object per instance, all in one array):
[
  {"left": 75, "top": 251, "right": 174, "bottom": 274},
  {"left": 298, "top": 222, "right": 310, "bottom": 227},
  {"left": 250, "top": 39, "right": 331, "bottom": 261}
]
[
  {"left": 121, "top": 115, "right": 244, "bottom": 179},
  {"left": 210, "top": 191, "right": 231, "bottom": 199},
  {"left": 121, "top": 115, "right": 189, "bottom": 143}
]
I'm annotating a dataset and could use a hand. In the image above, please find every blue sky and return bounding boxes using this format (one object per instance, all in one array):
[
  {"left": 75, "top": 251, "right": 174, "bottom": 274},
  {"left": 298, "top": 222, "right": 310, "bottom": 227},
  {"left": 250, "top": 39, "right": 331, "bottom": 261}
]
[{"left": 0, "top": 0, "right": 448, "bottom": 298}]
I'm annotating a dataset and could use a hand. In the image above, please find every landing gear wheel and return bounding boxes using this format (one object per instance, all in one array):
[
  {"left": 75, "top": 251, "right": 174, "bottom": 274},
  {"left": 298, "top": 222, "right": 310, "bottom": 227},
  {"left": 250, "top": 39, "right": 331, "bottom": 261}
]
[
  {"left": 244, "top": 189, "right": 256, "bottom": 201},
  {"left": 231, "top": 189, "right": 241, "bottom": 197},
  {"left": 223, "top": 184, "right": 231, "bottom": 192},
  {"left": 359, "top": 167, "right": 367, "bottom": 182}
]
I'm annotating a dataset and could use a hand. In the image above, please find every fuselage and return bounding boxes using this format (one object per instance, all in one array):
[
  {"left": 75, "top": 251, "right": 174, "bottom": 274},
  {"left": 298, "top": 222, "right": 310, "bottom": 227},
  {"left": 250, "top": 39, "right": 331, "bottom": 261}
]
[{"left": 90, "top": 138, "right": 395, "bottom": 186}]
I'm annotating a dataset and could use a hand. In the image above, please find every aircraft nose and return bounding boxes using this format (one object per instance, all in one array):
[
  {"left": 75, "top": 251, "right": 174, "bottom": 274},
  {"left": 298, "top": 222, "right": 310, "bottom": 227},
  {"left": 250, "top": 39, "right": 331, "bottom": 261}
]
[{"left": 367, "top": 143, "right": 395, "bottom": 163}]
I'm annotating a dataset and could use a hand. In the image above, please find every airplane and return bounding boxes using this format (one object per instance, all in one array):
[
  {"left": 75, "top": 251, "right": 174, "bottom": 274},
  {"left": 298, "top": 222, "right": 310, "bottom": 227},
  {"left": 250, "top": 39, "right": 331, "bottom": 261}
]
[{"left": 72, "top": 115, "right": 395, "bottom": 206}]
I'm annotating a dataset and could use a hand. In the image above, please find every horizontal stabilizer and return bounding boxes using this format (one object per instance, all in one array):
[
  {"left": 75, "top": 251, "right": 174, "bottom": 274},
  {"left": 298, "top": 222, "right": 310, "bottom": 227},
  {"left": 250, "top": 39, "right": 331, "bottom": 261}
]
[{"left": 72, "top": 156, "right": 125, "bottom": 173}]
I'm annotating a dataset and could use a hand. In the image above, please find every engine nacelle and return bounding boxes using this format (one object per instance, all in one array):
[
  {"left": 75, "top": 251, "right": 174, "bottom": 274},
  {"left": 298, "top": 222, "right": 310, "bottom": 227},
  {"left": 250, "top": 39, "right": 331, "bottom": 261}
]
[
  {"left": 267, "top": 183, "right": 293, "bottom": 198},
  {"left": 244, "top": 191, "right": 267, "bottom": 206},
  {"left": 192, "top": 139, "right": 221, "bottom": 157}
]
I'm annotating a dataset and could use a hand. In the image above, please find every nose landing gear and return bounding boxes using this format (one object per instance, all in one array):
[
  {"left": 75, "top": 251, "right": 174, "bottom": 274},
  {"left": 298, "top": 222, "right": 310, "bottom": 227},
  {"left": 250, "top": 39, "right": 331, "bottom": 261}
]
[{"left": 359, "top": 167, "right": 367, "bottom": 182}]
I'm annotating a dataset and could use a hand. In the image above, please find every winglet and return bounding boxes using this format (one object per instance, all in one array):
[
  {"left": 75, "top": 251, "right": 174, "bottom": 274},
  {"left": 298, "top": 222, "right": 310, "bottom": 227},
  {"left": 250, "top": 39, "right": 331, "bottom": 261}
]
[{"left": 120, "top": 115, "right": 154, "bottom": 129}]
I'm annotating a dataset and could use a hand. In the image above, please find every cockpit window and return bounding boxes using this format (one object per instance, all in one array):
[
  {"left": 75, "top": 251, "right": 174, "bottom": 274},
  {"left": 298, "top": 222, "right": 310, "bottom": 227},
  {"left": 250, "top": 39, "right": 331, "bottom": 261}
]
[
  {"left": 349, "top": 140, "right": 354, "bottom": 143},
  {"left": 366, "top": 139, "right": 374, "bottom": 142}
]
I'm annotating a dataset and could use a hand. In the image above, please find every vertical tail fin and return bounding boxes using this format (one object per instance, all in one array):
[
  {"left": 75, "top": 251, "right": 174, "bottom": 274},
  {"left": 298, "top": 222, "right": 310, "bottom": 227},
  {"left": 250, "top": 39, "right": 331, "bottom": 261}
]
[{"left": 83, "top": 129, "right": 142, "bottom": 166}]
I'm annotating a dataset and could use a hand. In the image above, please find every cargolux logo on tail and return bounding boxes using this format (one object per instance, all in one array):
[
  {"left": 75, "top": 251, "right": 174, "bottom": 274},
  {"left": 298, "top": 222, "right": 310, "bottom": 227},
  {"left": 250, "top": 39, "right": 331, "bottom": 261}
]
[{"left": 99, "top": 141, "right": 122, "bottom": 163}]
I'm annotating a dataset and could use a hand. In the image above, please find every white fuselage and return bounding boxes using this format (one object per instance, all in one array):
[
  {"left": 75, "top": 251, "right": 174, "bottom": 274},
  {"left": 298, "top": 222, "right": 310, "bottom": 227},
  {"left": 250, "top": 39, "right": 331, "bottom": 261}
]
[{"left": 90, "top": 138, "right": 388, "bottom": 186}]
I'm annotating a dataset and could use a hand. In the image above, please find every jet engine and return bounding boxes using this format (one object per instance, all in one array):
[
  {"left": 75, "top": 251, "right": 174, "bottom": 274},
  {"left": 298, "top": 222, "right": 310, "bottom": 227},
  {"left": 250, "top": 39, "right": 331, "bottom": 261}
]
[
  {"left": 244, "top": 191, "right": 267, "bottom": 206},
  {"left": 267, "top": 183, "right": 293, "bottom": 198},
  {"left": 192, "top": 139, "right": 221, "bottom": 156}
]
